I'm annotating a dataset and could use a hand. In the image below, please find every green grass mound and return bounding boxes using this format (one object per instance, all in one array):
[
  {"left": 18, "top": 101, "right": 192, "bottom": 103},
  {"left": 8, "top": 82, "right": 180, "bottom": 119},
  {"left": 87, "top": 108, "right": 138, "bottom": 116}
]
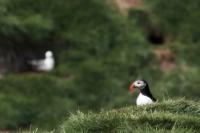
[{"left": 57, "top": 99, "right": 200, "bottom": 133}]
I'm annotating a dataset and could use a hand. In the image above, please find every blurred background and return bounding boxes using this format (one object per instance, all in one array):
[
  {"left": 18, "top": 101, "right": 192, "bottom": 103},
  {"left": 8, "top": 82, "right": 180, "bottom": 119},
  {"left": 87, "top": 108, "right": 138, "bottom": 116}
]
[{"left": 0, "top": 0, "right": 199, "bottom": 131}]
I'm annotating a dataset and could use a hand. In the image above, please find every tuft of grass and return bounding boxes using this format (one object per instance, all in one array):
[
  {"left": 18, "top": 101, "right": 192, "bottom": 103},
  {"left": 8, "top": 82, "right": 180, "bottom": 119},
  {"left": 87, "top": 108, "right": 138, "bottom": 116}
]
[{"left": 55, "top": 99, "right": 200, "bottom": 133}]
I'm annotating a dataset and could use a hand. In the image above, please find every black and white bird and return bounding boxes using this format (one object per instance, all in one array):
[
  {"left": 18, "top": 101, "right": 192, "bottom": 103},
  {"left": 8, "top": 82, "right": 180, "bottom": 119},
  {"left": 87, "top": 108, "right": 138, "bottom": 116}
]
[
  {"left": 29, "top": 50, "right": 55, "bottom": 72},
  {"left": 129, "top": 80, "right": 156, "bottom": 105}
]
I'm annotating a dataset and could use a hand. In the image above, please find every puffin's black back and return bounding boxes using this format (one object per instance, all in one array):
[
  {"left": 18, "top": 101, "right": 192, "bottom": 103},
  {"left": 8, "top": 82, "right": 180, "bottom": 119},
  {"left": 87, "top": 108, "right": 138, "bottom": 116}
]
[{"left": 140, "top": 80, "right": 157, "bottom": 102}]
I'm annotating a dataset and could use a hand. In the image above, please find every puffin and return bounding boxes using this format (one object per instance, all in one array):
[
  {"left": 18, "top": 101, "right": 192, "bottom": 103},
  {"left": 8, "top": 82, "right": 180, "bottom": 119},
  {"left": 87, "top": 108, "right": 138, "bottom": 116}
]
[
  {"left": 129, "top": 79, "right": 156, "bottom": 105},
  {"left": 29, "top": 50, "right": 55, "bottom": 72}
]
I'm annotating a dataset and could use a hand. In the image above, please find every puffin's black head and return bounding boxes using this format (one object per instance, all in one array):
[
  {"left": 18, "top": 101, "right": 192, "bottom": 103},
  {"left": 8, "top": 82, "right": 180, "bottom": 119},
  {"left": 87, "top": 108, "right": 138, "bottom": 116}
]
[{"left": 129, "top": 79, "right": 148, "bottom": 93}]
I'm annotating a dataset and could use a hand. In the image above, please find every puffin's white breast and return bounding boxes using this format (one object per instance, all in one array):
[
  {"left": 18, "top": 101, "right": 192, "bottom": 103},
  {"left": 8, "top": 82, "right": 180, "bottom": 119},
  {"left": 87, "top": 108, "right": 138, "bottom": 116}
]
[{"left": 136, "top": 93, "right": 154, "bottom": 106}]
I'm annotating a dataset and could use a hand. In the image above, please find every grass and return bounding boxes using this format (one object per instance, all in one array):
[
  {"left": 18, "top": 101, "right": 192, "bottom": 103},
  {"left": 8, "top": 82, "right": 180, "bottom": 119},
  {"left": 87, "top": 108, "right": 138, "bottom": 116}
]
[{"left": 25, "top": 99, "right": 200, "bottom": 133}]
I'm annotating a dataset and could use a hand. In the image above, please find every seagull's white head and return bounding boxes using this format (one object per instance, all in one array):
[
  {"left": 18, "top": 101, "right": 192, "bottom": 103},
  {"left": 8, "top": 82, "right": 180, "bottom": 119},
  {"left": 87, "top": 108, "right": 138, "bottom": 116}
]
[
  {"left": 129, "top": 80, "right": 147, "bottom": 94},
  {"left": 45, "top": 51, "right": 53, "bottom": 58}
]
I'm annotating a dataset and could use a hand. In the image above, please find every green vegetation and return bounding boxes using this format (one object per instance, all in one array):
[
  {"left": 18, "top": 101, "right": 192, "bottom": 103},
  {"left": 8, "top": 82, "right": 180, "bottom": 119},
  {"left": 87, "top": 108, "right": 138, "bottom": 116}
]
[
  {"left": 25, "top": 99, "right": 200, "bottom": 133},
  {"left": 0, "top": 75, "right": 71, "bottom": 129},
  {"left": 0, "top": 0, "right": 199, "bottom": 131},
  {"left": 57, "top": 99, "right": 200, "bottom": 133},
  {"left": 144, "top": 0, "right": 200, "bottom": 42}
]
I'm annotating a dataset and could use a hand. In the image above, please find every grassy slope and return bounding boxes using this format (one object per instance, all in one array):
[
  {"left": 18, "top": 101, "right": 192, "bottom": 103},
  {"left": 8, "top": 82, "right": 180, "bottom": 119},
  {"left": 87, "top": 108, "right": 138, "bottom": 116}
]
[{"left": 51, "top": 99, "right": 200, "bottom": 133}]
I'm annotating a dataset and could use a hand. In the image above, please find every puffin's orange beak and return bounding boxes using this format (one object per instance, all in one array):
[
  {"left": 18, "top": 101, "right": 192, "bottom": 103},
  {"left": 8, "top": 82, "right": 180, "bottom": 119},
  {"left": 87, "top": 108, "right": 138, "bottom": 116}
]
[{"left": 129, "top": 82, "right": 135, "bottom": 94}]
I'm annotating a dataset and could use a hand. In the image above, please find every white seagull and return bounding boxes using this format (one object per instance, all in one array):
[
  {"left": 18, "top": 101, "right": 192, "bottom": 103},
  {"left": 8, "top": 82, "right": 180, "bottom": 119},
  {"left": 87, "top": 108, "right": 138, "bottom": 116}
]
[
  {"left": 129, "top": 79, "right": 156, "bottom": 106},
  {"left": 29, "top": 50, "right": 55, "bottom": 72}
]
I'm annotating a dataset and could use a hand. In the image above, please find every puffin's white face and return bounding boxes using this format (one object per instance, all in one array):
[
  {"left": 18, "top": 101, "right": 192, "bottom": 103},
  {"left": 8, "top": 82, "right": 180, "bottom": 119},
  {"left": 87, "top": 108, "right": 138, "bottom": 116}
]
[
  {"left": 133, "top": 80, "right": 146, "bottom": 89},
  {"left": 45, "top": 51, "right": 53, "bottom": 58}
]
